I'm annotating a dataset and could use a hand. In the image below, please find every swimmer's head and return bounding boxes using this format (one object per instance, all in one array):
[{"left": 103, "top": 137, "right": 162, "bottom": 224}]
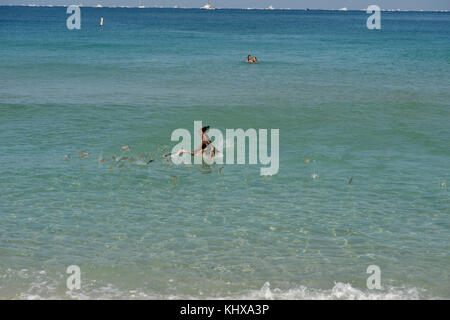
[
  {"left": 202, "top": 126, "right": 210, "bottom": 133},
  {"left": 248, "top": 55, "right": 251, "bottom": 60}
]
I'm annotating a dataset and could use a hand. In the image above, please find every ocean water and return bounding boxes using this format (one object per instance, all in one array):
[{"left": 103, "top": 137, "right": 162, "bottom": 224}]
[{"left": 0, "top": 6, "right": 449, "bottom": 299}]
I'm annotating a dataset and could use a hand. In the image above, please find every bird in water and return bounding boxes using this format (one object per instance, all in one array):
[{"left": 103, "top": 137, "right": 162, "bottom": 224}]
[
  {"left": 146, "top": 156, "right": 155, "bottom": 165},
  {"left": 77, "top": 151, "right": 89, "bottom": 160},
  {"left": 120, "top": 145, "right": 130, "bottom": 152}
]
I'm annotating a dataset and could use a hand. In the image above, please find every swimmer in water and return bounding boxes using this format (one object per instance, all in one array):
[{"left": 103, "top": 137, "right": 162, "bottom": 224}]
[
  {"left": 253, "top": 57, "right": 258, "bottom": 63},
  {"left": 246, "top": 55, "right": 253, "bottom": 63},
  {"left": 176, "top": 126, "right": 217, "bottom": 158}
]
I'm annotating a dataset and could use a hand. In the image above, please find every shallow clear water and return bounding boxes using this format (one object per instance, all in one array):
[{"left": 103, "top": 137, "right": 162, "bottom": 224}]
[{"left": 0, "top": 7, "right": 449, "bottom": 299}]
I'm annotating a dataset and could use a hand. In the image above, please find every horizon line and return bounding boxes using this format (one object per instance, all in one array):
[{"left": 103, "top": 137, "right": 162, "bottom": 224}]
[{"left": 1, "top": 4, "right": 449, "bottom": 12}]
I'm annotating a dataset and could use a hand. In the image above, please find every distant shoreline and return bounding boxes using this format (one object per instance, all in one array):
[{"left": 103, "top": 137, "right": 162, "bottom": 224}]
[{"left": 1, "top": 5, "right": 449, "bottom": 13}]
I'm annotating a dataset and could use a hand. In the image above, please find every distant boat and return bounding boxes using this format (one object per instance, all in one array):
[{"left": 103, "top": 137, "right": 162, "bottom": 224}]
[
  {"left": 201, "top": 1, "right": 215, "bottom": 10},
  {"left": 338, "top": 7, "right": 348, "bottom": 11},
  {"left": 268, "top": 5, "right": 274, "bottom": 10}
]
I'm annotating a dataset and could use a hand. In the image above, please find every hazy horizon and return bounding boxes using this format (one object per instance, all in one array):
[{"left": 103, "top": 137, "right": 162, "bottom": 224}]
[{"left": 1, "top": 0, "right": 450, "bottom": 11}]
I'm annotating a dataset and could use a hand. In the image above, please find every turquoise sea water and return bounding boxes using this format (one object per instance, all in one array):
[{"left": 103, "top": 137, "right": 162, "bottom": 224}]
[{"left": 0, "top": 7, "right": 449, "bottom": 299}]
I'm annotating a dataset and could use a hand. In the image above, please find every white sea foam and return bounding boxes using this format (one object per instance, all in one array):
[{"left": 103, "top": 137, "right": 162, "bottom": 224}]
[
  {"left": 0, "top": 268, "right": 438, "bottom": 300},
  {"left": 235, "top": 282, "right": 426, "bottom": 300},
  {"left": 4, "top": 278, "right": 433, "bottom": 300}
]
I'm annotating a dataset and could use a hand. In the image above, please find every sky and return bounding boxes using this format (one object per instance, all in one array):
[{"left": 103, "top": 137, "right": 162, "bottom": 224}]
[{"left": 1, "top": 0, "right": 450, "bottom": 11}]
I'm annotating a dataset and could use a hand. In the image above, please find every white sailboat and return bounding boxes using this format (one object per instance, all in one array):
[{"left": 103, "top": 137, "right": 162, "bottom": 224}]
[{"left": 201, "top": 1, "right": 215, "bottom": 10}]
